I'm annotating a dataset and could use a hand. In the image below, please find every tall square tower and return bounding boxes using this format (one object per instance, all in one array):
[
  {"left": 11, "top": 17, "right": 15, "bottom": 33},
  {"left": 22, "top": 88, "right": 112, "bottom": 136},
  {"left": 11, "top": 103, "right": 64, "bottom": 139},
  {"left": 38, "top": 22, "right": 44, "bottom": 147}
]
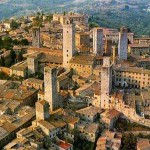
[
  {"left": 118, "top": 26, "right": 128, "bottom": 60},
  {"left": 44, "top": 67, "right": 58, "bottom": 111},
  {"left": 63, "top": 18, "right": 76, "bottom": 68},
  {"left": 32, "top": 27, "right": 41, "bottom": 48},
  {"left": 101, "top": 57, "right": 112, "bottom": 109},
  {"left": 93, "top": 28, "right": 103, "bottom": 55}
]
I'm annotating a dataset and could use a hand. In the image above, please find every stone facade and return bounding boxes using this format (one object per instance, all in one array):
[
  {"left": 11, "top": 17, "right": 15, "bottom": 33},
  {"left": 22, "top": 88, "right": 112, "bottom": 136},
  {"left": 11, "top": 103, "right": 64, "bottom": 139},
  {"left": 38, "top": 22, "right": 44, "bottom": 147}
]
[
  {"left": 53, "top": 13, "right": 88, "bottom": 25},
  {"left": 115, "top": 66, "right": 150, "bottom": 89},
  {"left": 32, "top": 27, "right": 41, "bottom": 48},
  {"left": 93, "top": 28, "right": 103, "bottom": 55},
  {"left": 10, "top": 61, "right": 28, "bottom": 78},
  {"left": 128, "top": 43, "right": 150, "bottom": 56},
  {"left": 27, "top": 56, "right": 38, "bottom": 76},
  {"left": 44, "top": 67, "right": 59, "bottom": 111},
  {"left": 76, "top": 32, "right": 90, "bottom": 47},
  {"left": 101, "top": 57, "right": 112, "bottom": 109},
  {"left": 36, "top": 100, "right": 50, "bottom": 121},
  {"left": 63, "top": 19, "right": 76, "bottom": 69},
  {"left": 118, "top": 26, "right": 128, "bottom": 60}
]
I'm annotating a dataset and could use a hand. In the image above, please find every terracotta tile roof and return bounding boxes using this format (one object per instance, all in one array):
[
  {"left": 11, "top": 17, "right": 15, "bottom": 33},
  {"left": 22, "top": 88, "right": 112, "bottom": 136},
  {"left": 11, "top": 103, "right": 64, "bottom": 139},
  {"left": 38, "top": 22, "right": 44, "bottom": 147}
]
[
  {"left": 137, "top": 138, "right": 150, "bottom": 150},
  {"left": 129, "top": 43, "right": 150, "bottom": 48},
  {"left": 57, "top": 140, "right": 72, "bottom": 150},
  {"left": 107, "top": 109, "right": 120, "bottom": 120}
]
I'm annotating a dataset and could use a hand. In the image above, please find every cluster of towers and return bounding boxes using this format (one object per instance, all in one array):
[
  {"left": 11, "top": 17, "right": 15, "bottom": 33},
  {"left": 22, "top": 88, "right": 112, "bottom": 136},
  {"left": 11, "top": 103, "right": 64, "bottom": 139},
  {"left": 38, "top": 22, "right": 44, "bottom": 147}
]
[
  {"left": 100, "top": 27, "right": 128, "bottom": 109},
  {"left": 33, "top": 18, "right": 128, "bottom": 112},
  {"left": 62, "top": 20, "right": 105, "bottom": 69}
]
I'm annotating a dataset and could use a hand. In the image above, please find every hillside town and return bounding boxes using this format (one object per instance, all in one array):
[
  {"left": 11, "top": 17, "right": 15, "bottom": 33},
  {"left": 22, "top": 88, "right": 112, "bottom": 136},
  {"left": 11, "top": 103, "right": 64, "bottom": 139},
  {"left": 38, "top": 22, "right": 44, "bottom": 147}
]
[{"left": 0, "top": 12, "right": 150, "bottom": 150}]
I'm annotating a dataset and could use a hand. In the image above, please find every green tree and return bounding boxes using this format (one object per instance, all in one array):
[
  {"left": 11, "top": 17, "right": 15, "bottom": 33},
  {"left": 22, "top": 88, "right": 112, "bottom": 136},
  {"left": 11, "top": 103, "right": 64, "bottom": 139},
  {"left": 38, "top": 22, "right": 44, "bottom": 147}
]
[
  {"left": 10, "top": 20, "right": 20, "bottom": 29},
  {"left": 2, "top": 37, "right": 13, "bottom": 50},
  {"left": 89, "top": 22, "right": 99, "bottom": 28},
  {"left": 5, "top": 57, "right": 13, "bottom": 67},
  {"left": 0, "top": 71, "right": 9, "bottom": 79},
  {"left": 20, "top": 39, "right": 29, "bottom": 45},
  {"left": 121, "top": 133, "right": 137, "bottom": 150},
  {"left": 0, "top": 56, "right": 5, "bottom": 67},
  {"left": 45, "top": 14, "right": 53, "bottom": 23},
  {"left": 9, "top": 50, "right": 16, "bottom": 63},
  {"left": 17, "top": 52, "right": 23, "bottom": 62},
  {"left": 64, "top": 11, "right": 66, "bottom": 16},
  {"left": 13, "top": 39, "right": 20, "bottom": 45},
  {"left": 3, "top": 37, "right": 12, "bottom": 44}
]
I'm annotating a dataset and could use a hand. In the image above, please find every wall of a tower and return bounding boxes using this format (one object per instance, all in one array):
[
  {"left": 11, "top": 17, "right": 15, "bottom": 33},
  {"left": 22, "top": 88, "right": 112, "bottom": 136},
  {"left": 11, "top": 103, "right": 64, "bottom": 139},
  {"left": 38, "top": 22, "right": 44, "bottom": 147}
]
[
  {"left": 118, "top": 27, "right": 128, "bottom": 60},
  {"left": 27, "top": 57, "right": 38, "bottom": 76},
  {"left": 32, "top": 27, "right": 41, "bottom": 48},
  {"left": 36, "top": 101, "right": 50, "bottom": 120},
  {"left": 100, "top": 57, "right": 112, "bottom": 109},
  {"left": 44, "top": 67, "right": 58, "bottom": 111},
  {"left": 63, "top": 23, "right": 75, "bottom": 68},
  {"left": 93, "top": 28, "right": 103, "bottom": 55}
]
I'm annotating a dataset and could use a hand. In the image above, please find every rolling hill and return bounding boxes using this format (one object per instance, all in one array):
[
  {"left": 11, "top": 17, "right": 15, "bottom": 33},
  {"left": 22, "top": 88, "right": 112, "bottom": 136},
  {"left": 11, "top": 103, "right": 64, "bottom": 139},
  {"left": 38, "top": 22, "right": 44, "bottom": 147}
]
[{"left": 0, "top": 0, "right": 149, "bottom": 35}]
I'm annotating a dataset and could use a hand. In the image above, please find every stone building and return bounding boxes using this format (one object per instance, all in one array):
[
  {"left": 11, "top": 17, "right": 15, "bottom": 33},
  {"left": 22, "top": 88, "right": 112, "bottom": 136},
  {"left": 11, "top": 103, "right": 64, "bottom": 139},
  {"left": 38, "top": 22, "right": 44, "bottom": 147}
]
[
  {"left": 53, "top": 13, "right": 88, "bottom": 25},
  {"left": 0, "top": 81, "right": 38, "bottom": 106},
  {"left": 104, "top": 38, "right": 114, "bottom": 55},
  {"left": 115, "top": 66, "right": 150, "bottom": 89},
  {"left": 44, "top": 67, "right": 59, "bottom": 111},
  {"left": 0, "top": 103, "right": 35, "bottom": 148},
  {"left": 137, "top": 58, "right": 150, "bottom": 69},
  {"left": 128, "top": 43, "right": 150, "bottom": 56},
  {"left": 27, "top": 48, "right": 63, "bottom": 66},
  {"left": 101, "top": 57, "right": 112, "bottom": 109},
  {"left": 10, "top": 61, "right": 28, "bottom": 78},
  {"left": 27, "top": 56, "right": 38, "bottom": 76},
  {"left": 32, "top": 27, "right": 41, "bottom": 48},
  {"left": 22, "top": 78, "right": 44, "bottom": 90},
  {"left": 93, "top": 28, "right": 103, "bottom": 55},
  {"left": 96, "top": 131, "right": 122, "bottom": 150},
  {"left": 75, "top": 32, "right": 90, "bottom": 48},
  {"left": 63, "top": 18, "right": 76, "bottom": 69},
  {"left": 57, "top": 75, "right": 71, "bottom": 92},
  {"left": 69, "top": 54, "right": 95, "bottom": 77},
  {"left": 36, "top": 100, "right": 50, "bottom": 121},
  {"left": 102, "top": 27, "right": 134, "bottom": 44},
  {"left": 137, "top": 138, "right": 150, "bottom": 150},
  {"left": 118, "top": 26, "right": 128, "bottom": 60},
  {"left": 134, "top": 37, "right": 150, "bottom": 44}
]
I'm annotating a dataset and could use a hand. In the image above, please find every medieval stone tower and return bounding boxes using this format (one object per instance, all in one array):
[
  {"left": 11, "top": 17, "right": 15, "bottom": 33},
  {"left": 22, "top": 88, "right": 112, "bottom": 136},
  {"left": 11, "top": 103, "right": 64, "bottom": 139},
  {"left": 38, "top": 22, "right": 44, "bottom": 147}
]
[
  {"left": 118, "top": 26, "right": 128, "bottom": 60},
  {"left": 36, "top": 100, "right": 50, "bottom": 120},
  {"left": 32, "top": 27, "right": 41, "bottom": 48},
  {"left": 27, "top": 56, "right": 38, "bottom": 76},
  {"left": 101, "top": 57, "right": 112, "bottom": 109},
  {"left": 63, "top": 18, "right": 76, "bottom": 68},
  {"left": 93, "top": 28, "right": 103, "bottom": 55},
  {"left": 44, "top": 66, "right": 58, "bottom": 111}
]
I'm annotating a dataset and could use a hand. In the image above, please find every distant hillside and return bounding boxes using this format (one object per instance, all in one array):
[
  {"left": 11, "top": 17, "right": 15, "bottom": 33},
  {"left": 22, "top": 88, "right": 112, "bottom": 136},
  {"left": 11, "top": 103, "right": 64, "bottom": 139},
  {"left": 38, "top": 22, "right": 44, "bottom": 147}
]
[
  {"left": 0, "top": 0, "right": 149, "bottom": 35},
  {"left": 0, "top": 0, "right": 72, "bottom": 19},
  {"left": 0, "top": 0, "right": 148, "bottom": 20}
]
